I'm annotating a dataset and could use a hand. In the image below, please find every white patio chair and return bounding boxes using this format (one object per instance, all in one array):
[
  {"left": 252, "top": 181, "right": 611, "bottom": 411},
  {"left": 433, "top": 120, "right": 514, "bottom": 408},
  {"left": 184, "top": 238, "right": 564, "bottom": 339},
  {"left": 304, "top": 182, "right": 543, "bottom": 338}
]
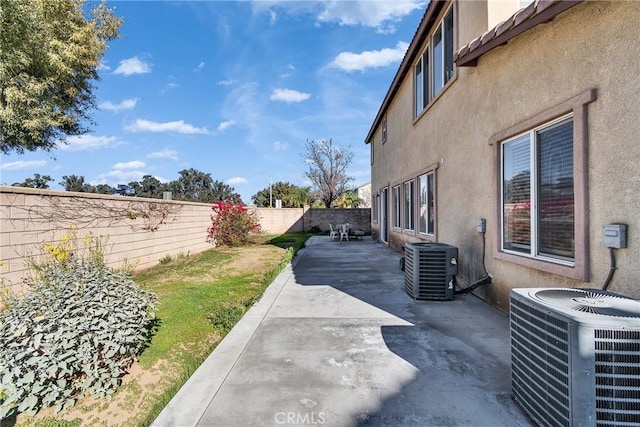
[
  {"left": 339, "top": 224, "right": 349, "bottom": 241},
  {"left": 329, "top": 224, "right": 339, "bottom": 240}
]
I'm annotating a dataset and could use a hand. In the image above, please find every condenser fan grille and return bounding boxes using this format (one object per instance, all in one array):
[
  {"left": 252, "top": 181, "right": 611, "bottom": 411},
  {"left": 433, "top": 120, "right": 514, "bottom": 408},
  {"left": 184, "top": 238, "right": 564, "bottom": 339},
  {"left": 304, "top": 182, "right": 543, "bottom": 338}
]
[
  {"left": 510, "top": 296, "right": 571, "bottom": 426},
  {"left": 595, "top": 329, "right": 640, "bottom": 425},
  {"left": 533, "top": 289, "right": 640, "bottom": 318}
]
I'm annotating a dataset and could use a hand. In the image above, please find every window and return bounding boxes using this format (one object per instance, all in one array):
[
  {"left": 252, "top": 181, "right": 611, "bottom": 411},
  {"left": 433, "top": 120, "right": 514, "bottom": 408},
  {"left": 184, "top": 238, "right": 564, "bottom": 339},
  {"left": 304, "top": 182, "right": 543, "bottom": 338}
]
[
  {"left": 403, "top": 180, "right": 414, "bottom": 230},
  {"left": 419, "top": 172, "right": 435, "bottom": 235},
  {"left": 493, "top": 89, "right": 594, "bottom": 280},
  {"left": 414, "top": 6, "right": 454, "bottom": 117},
  {"left": 392, "top": 186, "right": 400, "bottom": 228},
  {"left": 370, "top": 138, "right": 374, "bottom": 165},
  {"left": 373, "top": 194, "right": 379, "bottom": 223},
  {"left": 501, "top": 115, "right": 574, "bottom": 263},
  {"left": 382, "top": 115, "right": 387, "bottom": 143}
]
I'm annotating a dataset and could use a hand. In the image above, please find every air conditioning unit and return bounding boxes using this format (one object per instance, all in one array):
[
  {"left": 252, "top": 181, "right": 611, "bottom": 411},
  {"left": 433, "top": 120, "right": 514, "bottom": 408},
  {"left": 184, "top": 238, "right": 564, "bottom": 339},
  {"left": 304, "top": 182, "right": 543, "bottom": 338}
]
[
  {"left": 510, "top": 288, "right": 640, "bottom": 427},
  {"left": 404, "top": 242, "right": 457, "bottom": 300}
]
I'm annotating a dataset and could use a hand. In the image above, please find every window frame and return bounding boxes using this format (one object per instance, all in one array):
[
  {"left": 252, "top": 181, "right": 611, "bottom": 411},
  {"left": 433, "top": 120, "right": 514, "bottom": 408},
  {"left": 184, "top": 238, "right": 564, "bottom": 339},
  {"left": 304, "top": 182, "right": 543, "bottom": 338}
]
[
  {"left": 414, "top": 5, "right": 455, "bottom": 118},
  {"left": 418, "top": 171, "right": 436, "bottom": 236},
  {"left": 382, "top": 115, "right": 388, "bottom": 143},
  {"left": 491, "top": 89, "right": 596, "bottom": 281},
  {"left": 501, "top": 114, "right": 574, "bottom": 264},
  {"left": 403, "top": 180, "right": 414, "bottom": 231},
  {"left": 392, "top": 185, "right": 401, "bottom": 229}
]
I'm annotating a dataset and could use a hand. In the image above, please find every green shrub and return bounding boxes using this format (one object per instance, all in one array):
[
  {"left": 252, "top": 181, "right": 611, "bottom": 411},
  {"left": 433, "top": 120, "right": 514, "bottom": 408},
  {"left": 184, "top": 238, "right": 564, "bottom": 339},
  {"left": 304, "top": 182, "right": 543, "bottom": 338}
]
[{"left": 0, "top": 233, "right": 157, "bottom": 419}]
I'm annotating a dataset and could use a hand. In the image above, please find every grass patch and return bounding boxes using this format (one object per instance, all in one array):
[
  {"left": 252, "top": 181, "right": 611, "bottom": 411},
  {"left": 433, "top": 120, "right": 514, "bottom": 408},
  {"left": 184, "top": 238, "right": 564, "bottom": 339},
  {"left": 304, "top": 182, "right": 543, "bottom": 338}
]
[{"left": 14, "top": 234, "right": 311, "bottom": 427}]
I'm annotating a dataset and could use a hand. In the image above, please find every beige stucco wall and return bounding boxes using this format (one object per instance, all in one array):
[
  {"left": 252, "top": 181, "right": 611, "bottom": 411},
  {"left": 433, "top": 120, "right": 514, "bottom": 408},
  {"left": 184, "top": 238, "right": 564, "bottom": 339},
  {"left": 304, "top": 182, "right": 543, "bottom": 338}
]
[
  {"left": 1, "top": 187, "right": 371, "bottom": 294},
  {"left": 370, "top": 1, "right": 640, "bottom": 311},
  {"left": 0, "top": 186, "right": 213, "bottom": 293}
]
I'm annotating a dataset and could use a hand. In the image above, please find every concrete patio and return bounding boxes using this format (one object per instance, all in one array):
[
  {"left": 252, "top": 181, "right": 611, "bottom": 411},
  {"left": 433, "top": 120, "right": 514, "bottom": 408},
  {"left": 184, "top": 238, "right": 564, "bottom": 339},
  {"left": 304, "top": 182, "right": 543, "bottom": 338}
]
[{"left": 153, "top": 235, "right": 533, "bottom": 427}]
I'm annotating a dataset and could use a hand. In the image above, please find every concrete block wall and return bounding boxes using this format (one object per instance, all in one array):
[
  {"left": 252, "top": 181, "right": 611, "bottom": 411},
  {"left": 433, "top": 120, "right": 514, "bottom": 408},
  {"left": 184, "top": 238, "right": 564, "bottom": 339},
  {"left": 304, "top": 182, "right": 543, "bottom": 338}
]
[
  {"left": 0, "top": 186, "right": 212, "bottom": 293},
  {"left": 1, "top": 187, "right": 372, "bottom": 294},
  {"left": 255, "top": 207, "right": 371, "bottom": 235}
]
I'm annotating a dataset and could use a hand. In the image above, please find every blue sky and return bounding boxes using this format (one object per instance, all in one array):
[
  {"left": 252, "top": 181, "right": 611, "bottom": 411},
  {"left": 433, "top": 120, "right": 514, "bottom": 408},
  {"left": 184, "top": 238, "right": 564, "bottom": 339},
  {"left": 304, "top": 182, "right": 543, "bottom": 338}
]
[{"left": 1, "top": 0, "right": 427, "bottom": 203}]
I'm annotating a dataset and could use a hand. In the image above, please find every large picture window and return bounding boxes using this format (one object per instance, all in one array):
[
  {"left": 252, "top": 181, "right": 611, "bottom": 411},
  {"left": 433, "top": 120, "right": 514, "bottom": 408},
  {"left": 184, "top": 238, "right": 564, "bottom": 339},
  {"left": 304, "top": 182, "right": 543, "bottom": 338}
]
[
  {"left": 414, "top": 6, "right": 454, "bottom": 117},
  {"left": 418, "top": 172, "right": 435, "bottom": 235},
  {"left": 392, "top": 185, "right": 401, "bottom": 228},
  {"left": 501, "top": 115, "right": 574, "bottom": 263},
  {"left": 403, "top": 180, "right": 414, "bottom": 230}
]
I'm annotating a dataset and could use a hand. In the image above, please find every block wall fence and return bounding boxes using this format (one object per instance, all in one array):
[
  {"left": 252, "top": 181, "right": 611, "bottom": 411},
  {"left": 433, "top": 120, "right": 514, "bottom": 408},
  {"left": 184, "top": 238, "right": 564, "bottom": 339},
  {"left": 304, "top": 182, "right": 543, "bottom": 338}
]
[{"left": 0, "top": 186, "right": 370, "bottom": 293}]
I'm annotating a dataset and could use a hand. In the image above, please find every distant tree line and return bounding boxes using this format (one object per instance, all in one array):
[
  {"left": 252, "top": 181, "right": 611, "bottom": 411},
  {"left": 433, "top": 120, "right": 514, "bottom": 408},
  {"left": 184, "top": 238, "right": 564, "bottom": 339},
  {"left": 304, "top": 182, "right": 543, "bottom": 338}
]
[{"left": 11, "top": 168, "right": 241, "bottom": 203}]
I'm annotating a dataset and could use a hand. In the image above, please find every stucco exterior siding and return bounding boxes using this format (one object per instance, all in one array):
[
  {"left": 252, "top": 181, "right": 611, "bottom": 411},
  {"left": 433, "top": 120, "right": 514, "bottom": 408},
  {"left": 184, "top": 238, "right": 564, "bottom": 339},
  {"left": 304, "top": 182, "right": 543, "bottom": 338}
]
[{"left": 369, "top": 1, "right": 640, "bottom": 311}]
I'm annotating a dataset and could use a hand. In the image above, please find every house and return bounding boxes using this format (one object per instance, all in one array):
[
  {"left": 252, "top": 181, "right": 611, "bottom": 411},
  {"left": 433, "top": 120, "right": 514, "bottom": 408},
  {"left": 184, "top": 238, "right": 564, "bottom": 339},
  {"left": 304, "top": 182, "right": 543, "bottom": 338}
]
[
  {"left": 366, "top": 0, "right": 640, "bottom": 311},
  {"left": 356, "top": 182, "right": 371, "bottom": 208}
]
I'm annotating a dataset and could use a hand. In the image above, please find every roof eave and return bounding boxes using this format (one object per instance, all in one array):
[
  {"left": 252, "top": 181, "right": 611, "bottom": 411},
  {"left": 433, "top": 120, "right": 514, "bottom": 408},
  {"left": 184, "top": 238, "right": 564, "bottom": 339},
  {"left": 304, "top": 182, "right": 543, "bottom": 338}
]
[
  {"left": 455, "top": 0, "right": 583, "bottom": 67},
  {"left": 365, "top": 0, "right": 447, "bottom": 144}
]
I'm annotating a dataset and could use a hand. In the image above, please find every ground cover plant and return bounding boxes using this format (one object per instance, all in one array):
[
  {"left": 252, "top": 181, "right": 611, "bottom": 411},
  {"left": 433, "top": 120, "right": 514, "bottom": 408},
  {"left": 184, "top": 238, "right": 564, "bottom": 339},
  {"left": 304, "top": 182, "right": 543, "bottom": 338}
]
[
  {"left": 0, "top": 230, "right": 157, "bottom": 420},
  {"left": 9, "top": 233, "right": 310, "bottom": 426}
]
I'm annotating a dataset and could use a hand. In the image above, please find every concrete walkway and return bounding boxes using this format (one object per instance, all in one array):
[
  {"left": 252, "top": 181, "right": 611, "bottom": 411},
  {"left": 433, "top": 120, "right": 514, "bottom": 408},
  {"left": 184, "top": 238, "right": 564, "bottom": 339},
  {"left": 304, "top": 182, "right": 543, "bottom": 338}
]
[{"left": 153, "top": 236, "right": 533, "bottom": 427}]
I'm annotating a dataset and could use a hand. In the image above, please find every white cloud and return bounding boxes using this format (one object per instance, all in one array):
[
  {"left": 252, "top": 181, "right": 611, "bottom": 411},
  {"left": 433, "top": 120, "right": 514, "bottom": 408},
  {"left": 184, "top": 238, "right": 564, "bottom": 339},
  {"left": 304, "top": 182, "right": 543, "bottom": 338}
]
[
  {"left": 99, "top": 98, "right": 138, "bottom": 113},
  {"left": 194, "top": 62, "right": 205, "bottom": 72},
  {"left": 113, "top": 161, "right": 146, "bottom": 170},
  {"left": 252, "top": 1, "right": 425, "bottom": 33},
  {"left": 98, "top": 61, "right": 111, "bottom": 71},
  {"left": 273, "top": 141, "right": 289, "bottom": 151},
  {"left": 95, "top": 169, "right": 146, "bottom": 185},
  {"left": 60, "top": 135, "right": 123, "bottom": 151},
  {"left": 270, "top": 88, "right": 311, "bottom": 103},
  {"left": 161, "top": 82, "right": 180, "bottom": 95},
  {"left": 217, "top": 120, "right": 236, "bottom": 132},
  {"left": 316, "top": 1, "right": 425, "bottom": 33},
  {"left": 124, "top": 119, "right": 209, "bottom": 134},
  {"left": 113, "top": 57, "right": 151, "bottom": 76},
  {"left": 147, "top": 149, "right": 178, "bottom": 160},
  {"left": 330, "top": 41, "right": 409, "bottom": 72},
  {"left": 227, "top": 177, "right": 247, "bottom": 185},
  {"left": 0, "top": 160, "right": 46, "bottom": 171},
  {"left": 218, "top": 79, "right": 237, "bottom": 86}
]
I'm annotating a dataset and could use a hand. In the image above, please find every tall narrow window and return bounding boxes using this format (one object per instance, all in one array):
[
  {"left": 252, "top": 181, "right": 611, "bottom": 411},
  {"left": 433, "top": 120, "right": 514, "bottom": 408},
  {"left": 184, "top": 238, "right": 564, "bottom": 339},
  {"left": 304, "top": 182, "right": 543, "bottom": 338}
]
[
  {"left": 501, "top": 115, "right": 574, "bottom": 263},
  {"left": 443, "top": 8, "right": 454, "bottom": 83},
  {"left": 419, "top": 172, "right": 435, "bottom": 235},
  {"left": 433, "top": 24, "right": 443, "bottom": 94},
  {"left": 403, "top": 180, "right": 414, "bottom": 230},
  {"left": 433, "top": 7, "right": 454, "bottom": 95},
  {"left": 415, "top": 58, "right": 423, "bottom": 116},
  {"left": 382, "top": 115, "right": 387, "bottom": 143},
  {"left": 392, "top": 185, "right": 401, "bottom": 228}
]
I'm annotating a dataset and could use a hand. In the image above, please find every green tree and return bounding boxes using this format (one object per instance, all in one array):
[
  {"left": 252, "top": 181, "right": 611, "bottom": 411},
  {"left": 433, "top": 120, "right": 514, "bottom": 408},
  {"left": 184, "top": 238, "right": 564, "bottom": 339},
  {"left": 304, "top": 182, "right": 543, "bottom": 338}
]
[
  {"left": 251, "top": 181, "right": 310, "bottom": 208},
  {"left": 128, "top": 175, "right": 167, "bottom": 199},
  {"left": 60, "top": 174, "right": 94, "bottom": 192},
  {"left": 94, "top": 183, "right": 115, "bottom": 194},
  {"left": 333, "top": 190, "right": 363, "bottom": 208},
  {"left": 0, "top": 0, "right": 122, "bottom": 154},
  {"left": 12, "top": 173, "right": 54, "bottom": 189},
  {"left": 303, "top": 139, "right": 354, "bottom": 208},
  {"left": 168, "top": 168, "right": 240, "bottom": 203}
]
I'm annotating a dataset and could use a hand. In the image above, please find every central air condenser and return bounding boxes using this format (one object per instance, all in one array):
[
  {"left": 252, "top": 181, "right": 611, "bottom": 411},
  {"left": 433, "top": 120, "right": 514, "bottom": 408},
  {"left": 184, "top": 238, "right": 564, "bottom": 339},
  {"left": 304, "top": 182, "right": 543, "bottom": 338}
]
[
  {"left": 404, "top": 242, "right": 458, "bottom": 300},
  {"left": 510, "top": 288, "right": 640, "bottom": 427}
]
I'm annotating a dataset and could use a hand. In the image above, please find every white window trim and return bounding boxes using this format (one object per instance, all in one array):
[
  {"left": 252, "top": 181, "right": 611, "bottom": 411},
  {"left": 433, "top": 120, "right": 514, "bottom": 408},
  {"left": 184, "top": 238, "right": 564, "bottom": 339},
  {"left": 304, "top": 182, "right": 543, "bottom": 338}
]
[
  {"left": 403, "top": 180, "right": 414, "bottom": 231},
  {"left": 500, "top": 114, "right": 574, "bottom": 266},
  {"left": 491, "top": 88, "right": 596, "bottom": 281},
  {"left": 418, "top": 171, "right": 436, "bottom": 236}
]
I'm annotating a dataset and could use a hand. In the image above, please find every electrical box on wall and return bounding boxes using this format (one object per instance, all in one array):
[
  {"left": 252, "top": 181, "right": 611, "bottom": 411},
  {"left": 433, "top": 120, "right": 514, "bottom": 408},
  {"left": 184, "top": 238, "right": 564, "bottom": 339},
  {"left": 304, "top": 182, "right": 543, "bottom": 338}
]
[
  {"left": 477, "top": 219, "right": 486, "bottom": 233},
  {"left": 603, "top": 224, "right": 627, "bottom": 248}
]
